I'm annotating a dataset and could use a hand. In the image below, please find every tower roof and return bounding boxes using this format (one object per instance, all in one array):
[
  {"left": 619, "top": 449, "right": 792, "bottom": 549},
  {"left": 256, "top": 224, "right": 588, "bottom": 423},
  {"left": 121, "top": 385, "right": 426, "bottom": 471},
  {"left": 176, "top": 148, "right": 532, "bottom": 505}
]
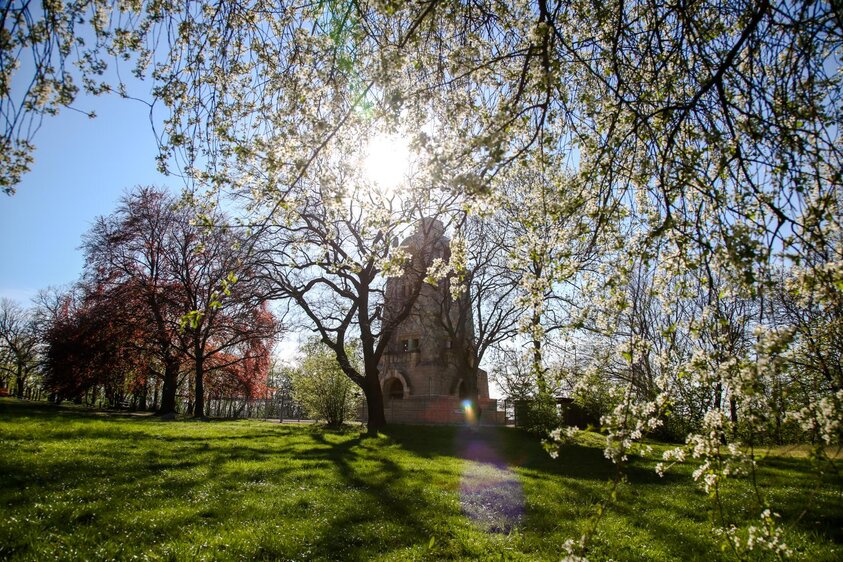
[{"left": 401, "top": 217, "right": 447, "bottom": 250}]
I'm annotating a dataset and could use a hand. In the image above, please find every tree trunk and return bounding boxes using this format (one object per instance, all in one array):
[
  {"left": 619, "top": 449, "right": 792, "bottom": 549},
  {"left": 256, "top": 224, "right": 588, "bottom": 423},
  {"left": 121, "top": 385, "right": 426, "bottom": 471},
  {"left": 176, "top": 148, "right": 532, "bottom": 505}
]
[
  {"left": 186, "top": 371, "right": 194, "bottom": 416},
  {"left": 152, "top": 377, "right": 160, "bottom": 410},
  {"left": 466, "top": 365, "right": 481, "bottom": 419},
  {"left": 158, "top": 355, "right": 179, "bottom": 416},
  {"left": 713, "top": 382, "right": 723, "bottom": 411},
  {"left": 729, "top": 396, "right": 738, "bottom": 437},
  {"left": 364, "top": 373, "right": 386, "bottom": 435},
  {"left": 714, "top": 381, "right": 727, "bottom": 444},
  {"left": 138, "top": 380, "right": 148, "bottom": 411},
  {"left": 15, "top": 363, "right": 24, "bottom": 399},
  {"left": 530, "top": 311, "right": 548, "bottom": 395},
  {"left": 193, "top": 345, "right": 206, "bottom": 419}
]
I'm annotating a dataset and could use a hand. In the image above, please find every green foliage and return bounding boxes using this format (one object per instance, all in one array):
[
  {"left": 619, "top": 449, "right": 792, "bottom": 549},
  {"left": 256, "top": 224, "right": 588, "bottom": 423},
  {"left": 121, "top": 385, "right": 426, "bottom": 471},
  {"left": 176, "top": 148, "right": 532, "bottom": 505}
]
[
  {"left": 0, "top": 401, "right": 840, "bottom": 561},
  {"left": 521, "top": 393, "right": 561, "bottom": 438},
  {"left": 289, "top": 339, "right": 362, "bottom": 427},
  {"left": 572, "top": 370, "right": 617, "bottom": 429}
]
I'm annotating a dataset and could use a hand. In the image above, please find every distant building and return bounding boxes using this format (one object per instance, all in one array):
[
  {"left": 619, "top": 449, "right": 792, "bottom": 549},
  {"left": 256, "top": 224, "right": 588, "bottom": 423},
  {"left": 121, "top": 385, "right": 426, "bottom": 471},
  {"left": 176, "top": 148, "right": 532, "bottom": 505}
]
[{"left": 375, "top": 218, "right": 504, "bottom": 424}]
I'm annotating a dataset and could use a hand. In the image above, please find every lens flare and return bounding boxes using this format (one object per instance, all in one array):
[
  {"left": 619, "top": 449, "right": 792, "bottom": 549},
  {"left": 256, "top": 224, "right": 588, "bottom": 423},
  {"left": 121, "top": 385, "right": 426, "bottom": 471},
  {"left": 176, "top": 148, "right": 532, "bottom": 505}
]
[
  {"left": 455, "top": 427, "right": 525, "bottom": 533},
  {"left": 462, "top": 400, "right": 477, "bottom": 424}
]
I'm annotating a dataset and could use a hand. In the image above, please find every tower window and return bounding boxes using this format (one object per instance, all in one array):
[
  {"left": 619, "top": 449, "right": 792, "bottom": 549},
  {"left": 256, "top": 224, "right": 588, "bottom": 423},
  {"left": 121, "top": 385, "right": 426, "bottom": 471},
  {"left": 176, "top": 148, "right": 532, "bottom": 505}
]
[{"left": 401, "top": 339, "right": 419, "bottom": 352}]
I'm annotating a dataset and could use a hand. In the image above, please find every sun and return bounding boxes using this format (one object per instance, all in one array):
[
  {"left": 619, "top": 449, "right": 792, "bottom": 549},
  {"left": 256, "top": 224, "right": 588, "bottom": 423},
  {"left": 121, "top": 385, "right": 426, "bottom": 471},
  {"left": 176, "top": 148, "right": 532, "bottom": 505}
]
[{"left": 362, "top": 133, "right": 412, "bottom": 191}]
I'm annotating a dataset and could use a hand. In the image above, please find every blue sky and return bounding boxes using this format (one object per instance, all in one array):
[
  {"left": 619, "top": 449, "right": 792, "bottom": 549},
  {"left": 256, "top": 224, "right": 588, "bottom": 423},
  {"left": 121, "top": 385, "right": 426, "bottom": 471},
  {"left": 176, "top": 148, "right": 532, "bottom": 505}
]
[{"left": 0, "top": 92, "right": 171, "bottom": 305}]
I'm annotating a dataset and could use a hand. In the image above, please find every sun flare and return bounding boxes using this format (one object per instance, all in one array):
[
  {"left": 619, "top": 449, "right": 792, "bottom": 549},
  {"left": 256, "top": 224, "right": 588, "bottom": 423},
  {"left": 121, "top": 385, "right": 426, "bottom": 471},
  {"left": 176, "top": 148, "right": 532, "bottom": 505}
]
[{"left": 362, "top": 133, "right": 412, "bottom": 191}]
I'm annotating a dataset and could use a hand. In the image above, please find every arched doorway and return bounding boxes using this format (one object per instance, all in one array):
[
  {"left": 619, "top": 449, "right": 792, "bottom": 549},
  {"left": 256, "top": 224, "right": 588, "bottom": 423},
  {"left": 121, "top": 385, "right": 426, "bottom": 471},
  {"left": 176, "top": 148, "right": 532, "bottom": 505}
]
[
  {"left": 456, "top": 379, "right": 469, "bottom": 400},
  {"left": 384, "top": 377, "right": 405, "bottom": 401}
]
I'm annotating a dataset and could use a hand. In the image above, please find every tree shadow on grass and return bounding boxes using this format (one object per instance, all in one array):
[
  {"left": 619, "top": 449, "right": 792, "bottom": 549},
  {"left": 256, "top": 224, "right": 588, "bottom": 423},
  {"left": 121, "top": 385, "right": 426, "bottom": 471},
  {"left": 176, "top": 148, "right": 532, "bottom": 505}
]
[
  {"left": 377, "top": 424, "right": 460, "bottom": 459},
  {"left": 310, "top": 432, "right": 451, "bottom": 557},
  {"left": 605, "top": 489, "right": 718, "bottom": 558},
  {"left": 384, "top": 425, "right": 610, "bottom": 480}
]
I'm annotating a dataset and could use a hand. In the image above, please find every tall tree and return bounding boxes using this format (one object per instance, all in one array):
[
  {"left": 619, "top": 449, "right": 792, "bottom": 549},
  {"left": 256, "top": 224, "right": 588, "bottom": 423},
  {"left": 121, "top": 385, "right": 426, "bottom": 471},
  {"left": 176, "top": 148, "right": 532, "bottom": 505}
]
[
  {"left": 432, "top": 212, "right": 523, "bottom": 409},
  {"left": 497, "top": 166, "right": 610, "bottom": 392},
  {"left": 253, "top": 169, "right": 457, "bottom": 434},
  {"left": 82, "top": 186, "right": 278, "bottom": 416},
  {"left": 83, "top": 187, "right": 186, "bottom": 414},
  {"left": 165, "top": 199, "right": 280, "bottom": 418},
  {"left": 0, "top": 299, "right": 39, "bottom": 399}
]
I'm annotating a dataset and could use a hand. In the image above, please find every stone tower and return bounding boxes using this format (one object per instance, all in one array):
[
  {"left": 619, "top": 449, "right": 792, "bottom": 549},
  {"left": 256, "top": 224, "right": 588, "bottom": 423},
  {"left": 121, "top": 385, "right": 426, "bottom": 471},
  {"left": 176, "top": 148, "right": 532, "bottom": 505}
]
[{"left": 376, "top": 218, "right": 502, "bottom": 424}]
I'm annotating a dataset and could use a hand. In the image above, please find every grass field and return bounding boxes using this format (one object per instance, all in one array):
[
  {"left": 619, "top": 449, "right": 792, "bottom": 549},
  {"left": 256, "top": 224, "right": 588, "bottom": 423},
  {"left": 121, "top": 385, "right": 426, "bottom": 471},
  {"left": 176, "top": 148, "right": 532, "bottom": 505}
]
[{"left": 0, "top": 399, "right": 840, "bottom": 561}]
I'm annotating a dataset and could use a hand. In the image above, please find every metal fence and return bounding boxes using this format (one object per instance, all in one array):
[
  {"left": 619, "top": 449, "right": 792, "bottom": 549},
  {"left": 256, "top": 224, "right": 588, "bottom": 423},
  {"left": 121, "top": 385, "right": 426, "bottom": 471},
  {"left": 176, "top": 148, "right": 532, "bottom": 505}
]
[
  {"left": 195, "top": 394, "right": 307, "bottom": 420},
  {"left": 499, "top": 398, "right": 596, "bottom": 428}
]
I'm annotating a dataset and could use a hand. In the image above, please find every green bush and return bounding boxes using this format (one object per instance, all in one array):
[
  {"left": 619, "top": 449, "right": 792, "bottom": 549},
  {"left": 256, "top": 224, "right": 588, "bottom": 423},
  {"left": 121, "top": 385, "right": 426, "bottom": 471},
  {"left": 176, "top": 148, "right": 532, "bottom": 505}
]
[
  {"left": 289, "top": 339, "right": 362, "bottom": 427},
  {"left": 572, "top": 371, "right": 617, "bottom": 429},
  {"left": 521, "top": 392, "right": 560, "bottom": 437}
]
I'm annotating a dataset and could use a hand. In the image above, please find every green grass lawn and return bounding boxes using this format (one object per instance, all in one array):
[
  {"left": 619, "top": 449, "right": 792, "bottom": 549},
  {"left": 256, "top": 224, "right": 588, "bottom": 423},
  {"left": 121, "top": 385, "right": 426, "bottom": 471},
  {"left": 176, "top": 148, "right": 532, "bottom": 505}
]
[{"left": 0, "top": 399, "right": 840, "bottom": 561}]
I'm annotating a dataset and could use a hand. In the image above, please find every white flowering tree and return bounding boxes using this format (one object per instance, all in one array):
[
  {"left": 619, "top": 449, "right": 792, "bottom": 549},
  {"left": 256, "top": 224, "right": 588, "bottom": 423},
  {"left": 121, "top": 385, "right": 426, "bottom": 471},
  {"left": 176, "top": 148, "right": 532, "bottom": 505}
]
[{"left": 497, "top": 163, "right": 614, "bottom": 394}]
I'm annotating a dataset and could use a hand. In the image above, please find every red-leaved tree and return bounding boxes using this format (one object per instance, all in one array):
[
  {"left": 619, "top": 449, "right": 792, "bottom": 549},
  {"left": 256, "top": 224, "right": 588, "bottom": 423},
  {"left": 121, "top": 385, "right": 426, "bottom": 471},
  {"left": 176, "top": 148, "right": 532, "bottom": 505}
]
[{"left": 42, "top": 186, "right": 280, "bottom": 416}]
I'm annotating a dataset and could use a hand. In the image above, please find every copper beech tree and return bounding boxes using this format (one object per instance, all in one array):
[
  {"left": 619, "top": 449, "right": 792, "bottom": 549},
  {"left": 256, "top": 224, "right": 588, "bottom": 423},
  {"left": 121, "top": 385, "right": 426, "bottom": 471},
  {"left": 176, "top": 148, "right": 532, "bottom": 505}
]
[
  {"left": 42, "top": 282, "right": 147, "bottom": 406},
  {"left": 44, "top": 186, "right": 280, "bottom": 416}
]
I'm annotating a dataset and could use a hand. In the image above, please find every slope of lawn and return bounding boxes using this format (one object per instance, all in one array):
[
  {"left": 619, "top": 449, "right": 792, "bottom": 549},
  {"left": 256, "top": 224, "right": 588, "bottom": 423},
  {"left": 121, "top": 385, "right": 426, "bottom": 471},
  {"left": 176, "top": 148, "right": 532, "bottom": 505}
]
[{"left": 0, "top": 399, "right": 840, "bottom": 561}]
